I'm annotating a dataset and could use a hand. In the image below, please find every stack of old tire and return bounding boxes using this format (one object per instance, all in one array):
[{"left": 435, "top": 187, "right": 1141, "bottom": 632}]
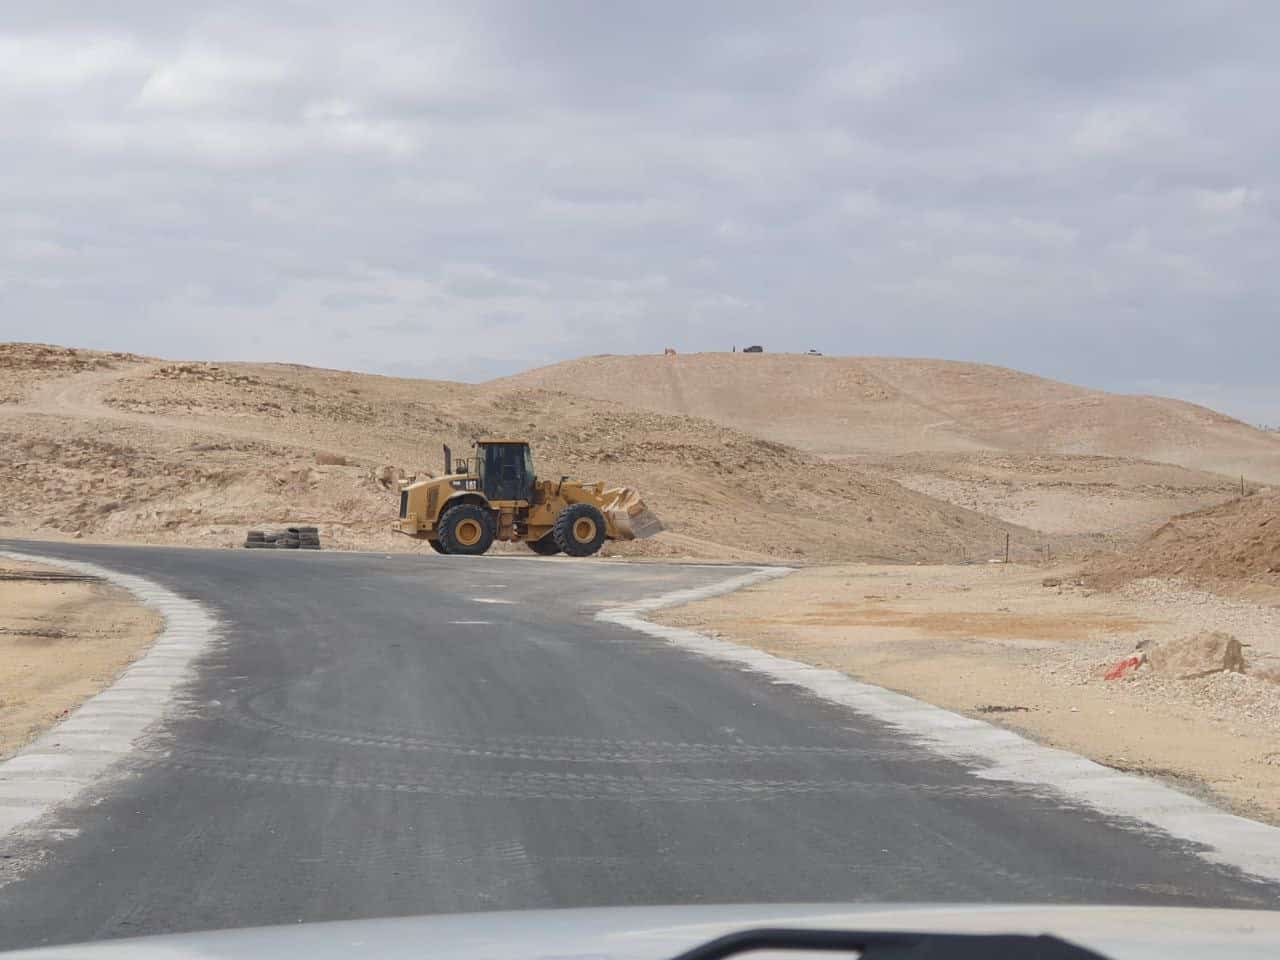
[{"left": 243, "top": 526, "right": 321, "bottom": 550}]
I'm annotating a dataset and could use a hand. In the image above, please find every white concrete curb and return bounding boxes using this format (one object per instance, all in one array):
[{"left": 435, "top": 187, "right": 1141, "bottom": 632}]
[
  {"left": 0, "top": 551, "right": 220, "bottom": 839},
  {"left": 599, "top": 565, "right": 1280, "bottom": 885}
]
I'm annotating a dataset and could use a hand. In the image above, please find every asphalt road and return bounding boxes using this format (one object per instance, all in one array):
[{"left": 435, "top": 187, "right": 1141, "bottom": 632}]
[{"left": 0, "top": 542, "right": 1277, "bottom": 950}]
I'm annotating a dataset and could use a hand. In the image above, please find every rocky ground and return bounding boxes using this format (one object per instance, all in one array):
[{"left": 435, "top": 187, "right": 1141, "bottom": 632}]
[{"left": 0, "top": 343, "right": 143, "bottom": 406}]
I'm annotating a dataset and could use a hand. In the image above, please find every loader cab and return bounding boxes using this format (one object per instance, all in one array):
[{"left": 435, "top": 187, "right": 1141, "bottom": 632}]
[{"left": 475, "top": 440, "right": 536, "bottom": 503}]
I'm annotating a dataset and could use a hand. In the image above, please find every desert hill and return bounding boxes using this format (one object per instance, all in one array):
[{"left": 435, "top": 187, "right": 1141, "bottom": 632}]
[
  {"left": 0, "top": 343, "right": 1037, "bottom": 563},
  {"left": 494, "top": 353, "right": 1280, "bottom": 482}
]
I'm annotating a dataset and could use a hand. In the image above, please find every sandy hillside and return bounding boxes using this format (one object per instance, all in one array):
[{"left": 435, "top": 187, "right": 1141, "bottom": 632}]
[
  {"left": 863, "top": 453, "right": 1239, "bottom": 542},
  {"left": 495, "top": 353, "right": 1280, "bottom": 481},
  {"left": 1086, "top": 490, "right": 1280, "bottom": 599},
  {"left": 0, "top": 344, "right": 1038, "bottom": 563}
]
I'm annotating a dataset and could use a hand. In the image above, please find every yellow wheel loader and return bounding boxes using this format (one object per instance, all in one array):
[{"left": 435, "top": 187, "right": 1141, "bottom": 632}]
[{"left": 393, "top": 440, "right": 662, "bottom": 557}]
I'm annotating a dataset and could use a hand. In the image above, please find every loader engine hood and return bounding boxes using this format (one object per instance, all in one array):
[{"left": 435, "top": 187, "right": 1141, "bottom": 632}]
[{"left": 395, "top": 473, "right": 472, "bottom": 536}]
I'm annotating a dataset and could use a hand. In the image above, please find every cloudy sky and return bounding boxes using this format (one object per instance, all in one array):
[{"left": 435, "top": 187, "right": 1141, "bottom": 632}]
[{"left": 2, "top": 2, "right": 1278, "bottom": 421}]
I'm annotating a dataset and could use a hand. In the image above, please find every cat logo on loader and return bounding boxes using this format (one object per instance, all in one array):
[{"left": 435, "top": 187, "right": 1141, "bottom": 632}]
[{"left": 394, "top": 440, "right": 662, "bottom": 556}]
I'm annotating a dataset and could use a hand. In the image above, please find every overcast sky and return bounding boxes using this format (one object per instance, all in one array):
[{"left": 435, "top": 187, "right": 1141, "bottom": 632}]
[{"left": 2, "top": 2, "right": 1279, "bottom": 422}]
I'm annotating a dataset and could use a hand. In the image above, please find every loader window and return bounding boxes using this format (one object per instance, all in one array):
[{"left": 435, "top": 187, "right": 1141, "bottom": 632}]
[
  {"left": 480, "top": 443, "right": 532, "bottom": 502},
  {"left": 523, "top": 445, "right": 536, "bottom": 487}
]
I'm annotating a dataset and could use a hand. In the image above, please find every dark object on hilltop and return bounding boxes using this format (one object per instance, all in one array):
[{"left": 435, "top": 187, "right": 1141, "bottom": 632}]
[
  {"left": 244, "top": 526, "right": 321, "bottom": 550},
  {"left": 743, "top": 345, "right": 764, "bottom": 353}
]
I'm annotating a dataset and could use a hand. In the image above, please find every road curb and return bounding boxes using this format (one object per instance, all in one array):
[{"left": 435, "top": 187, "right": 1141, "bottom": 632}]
[
  {"left": 598, "top": 565, "right": 1280, "bottom": 886},
  {"left": 0, "top": 551, "right": 220, "bottom": 840}
]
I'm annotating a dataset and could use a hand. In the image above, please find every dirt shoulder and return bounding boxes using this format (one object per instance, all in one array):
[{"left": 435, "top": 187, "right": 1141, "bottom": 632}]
[
  {"left": 653, "top": 563, "right": 1280, "bottom": 825},
  {"left": 0, "top": 558, "right": 162, "bottom": 758}
]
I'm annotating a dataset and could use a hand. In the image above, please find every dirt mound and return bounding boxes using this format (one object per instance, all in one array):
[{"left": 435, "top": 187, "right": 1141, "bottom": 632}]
[
  {"left": 494, "top": 353, "right": 1280, "bottom": 481},
  {"left": 0, "top": 347, "right": 1036, "bottom": 563},
  {"left": 1086, "top": 491, "right": 1280, "bottom": 590}
]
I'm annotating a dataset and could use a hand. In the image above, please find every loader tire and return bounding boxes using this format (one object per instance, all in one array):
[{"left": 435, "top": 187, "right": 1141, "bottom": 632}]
[
  {"left": 526, "top": 535, "right": 561, "bottom": 556},
  {"left": 246, "top": 530, "right": 265, "bottom": 542},
  {"left": 426, "top": 538, "right": 448, "bottom": 554},
  {"left": 553, "top": 503, "right": 607, "bottom": 557},
  {"left": 438, "top": 503, "right": 494, "bottom": 556}
]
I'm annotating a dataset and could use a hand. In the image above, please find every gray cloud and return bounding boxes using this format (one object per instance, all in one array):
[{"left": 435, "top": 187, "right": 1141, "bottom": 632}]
[{"left": 2, "top": 1, "right": 1279, "bottom": 420}]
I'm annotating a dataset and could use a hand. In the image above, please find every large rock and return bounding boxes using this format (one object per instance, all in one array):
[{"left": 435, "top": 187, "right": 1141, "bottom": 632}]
[{"left": 1146, "top": 631, "right": 1246, "bottom": 679}]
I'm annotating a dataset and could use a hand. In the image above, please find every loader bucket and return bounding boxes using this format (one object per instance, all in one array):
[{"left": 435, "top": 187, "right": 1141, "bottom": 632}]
[{"left": 601, "top": 487, "right": 664, "bottom": 540}]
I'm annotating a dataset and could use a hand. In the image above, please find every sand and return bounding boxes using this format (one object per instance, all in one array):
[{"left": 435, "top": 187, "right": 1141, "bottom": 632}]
[
  {"left": 0, "top": 558, "right": 162, "bottom": 758},
  {"left": 1085, "top": 491, "right": 1280, "bottom": 600},
  {"left": 861, "top": 452, "right": 1239, "bottom": 542}
]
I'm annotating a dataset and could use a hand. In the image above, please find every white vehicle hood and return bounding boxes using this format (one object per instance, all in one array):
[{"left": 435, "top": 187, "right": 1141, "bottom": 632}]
[{"left": 7, "top": 903, "right": 1280, "bottom": 960}]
